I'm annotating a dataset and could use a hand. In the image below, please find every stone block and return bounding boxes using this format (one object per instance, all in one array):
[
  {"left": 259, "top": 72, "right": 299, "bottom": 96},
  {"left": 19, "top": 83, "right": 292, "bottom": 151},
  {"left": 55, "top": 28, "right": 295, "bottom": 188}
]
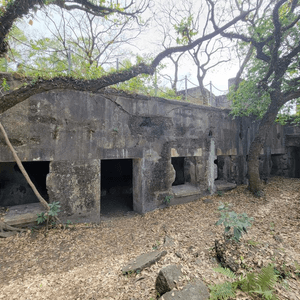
[
  {"left": 159, "top": 280, "right": 209, "bottom": 300},
  {"left": 122, "top": 250, "right": 167, "bottom": 274},
  {"left": 155, "top": 265, "right": 182, "bottom": 296}
]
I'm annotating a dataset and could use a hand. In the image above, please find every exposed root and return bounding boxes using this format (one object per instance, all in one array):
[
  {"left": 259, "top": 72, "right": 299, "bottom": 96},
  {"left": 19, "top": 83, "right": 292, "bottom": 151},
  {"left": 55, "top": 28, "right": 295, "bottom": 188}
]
[{"left": 0, "top": 221, "right": 26, "bottom": 238}]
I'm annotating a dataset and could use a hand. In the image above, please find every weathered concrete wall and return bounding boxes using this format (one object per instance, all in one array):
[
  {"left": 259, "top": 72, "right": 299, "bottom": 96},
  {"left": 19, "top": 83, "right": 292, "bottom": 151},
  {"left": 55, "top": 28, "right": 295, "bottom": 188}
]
[
  {"left": 0, "top": 88, "right": 299, "bottom": 222},
  {"left": 47, "top": 160, "right": 100, "bottom": 223}
]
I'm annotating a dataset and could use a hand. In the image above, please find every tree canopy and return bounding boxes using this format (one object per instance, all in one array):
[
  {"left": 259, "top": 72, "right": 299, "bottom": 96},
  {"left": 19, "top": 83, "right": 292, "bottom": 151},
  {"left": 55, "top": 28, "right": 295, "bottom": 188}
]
[
  {"left": 210, "top": 0, "right": 300, "bottom": 193},
  {"left": 0, "top": 0, "right": 251, "bottom": 113}
]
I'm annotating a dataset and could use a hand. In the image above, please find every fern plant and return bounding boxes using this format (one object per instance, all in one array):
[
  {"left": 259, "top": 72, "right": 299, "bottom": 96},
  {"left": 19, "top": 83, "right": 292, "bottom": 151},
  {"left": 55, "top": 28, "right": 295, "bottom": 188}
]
[
  {"left": 238, "top": 265, "right": 279, "bottom": 300},
  {"left": 213, "top": 266, "right": 237, "bottom": 279},
  {"left": 210, "top": 265, "right": 279, "bottom": 300},
  {"left": 209, "top": 282, "right": 236, "bottom": 300},
  {"left": 209, "top": 267, "right": 237, "bottom": 299}
]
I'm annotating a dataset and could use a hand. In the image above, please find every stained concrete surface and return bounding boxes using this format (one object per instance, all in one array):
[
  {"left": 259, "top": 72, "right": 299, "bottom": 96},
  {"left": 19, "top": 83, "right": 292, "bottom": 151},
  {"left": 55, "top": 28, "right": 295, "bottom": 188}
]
[{"left": 3, "top": 202, "right": 44, "bottom": 226}]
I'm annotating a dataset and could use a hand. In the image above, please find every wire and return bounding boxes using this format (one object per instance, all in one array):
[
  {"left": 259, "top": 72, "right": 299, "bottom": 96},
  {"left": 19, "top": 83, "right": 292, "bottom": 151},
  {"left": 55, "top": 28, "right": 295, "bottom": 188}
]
[{"left": 186, "top": 78, "right": 199, "bottom": 87}]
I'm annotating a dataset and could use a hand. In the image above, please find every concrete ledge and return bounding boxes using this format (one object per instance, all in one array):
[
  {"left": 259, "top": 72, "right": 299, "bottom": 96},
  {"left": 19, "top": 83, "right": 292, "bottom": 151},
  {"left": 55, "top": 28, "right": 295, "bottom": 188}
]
[
  {"left": 3, "top": 203, "right": 44, "bottom": 226},
  {"left": 172, "top": 184, "right": 200, "bottom": 197},
  {"left": 172, "top": 184, "right": 201, "bottom": 205},
  {"left": 214, "top": 180, "right": 236, "bottom": 192}
]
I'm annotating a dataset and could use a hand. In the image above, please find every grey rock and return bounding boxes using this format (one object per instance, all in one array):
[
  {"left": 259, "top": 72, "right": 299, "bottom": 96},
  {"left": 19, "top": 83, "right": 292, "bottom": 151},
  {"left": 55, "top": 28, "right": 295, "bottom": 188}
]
[
  {"left": 122, "top": 250, "right": 167, "bottom": 274},
  {"left": 156, "top": 265, "right": 182, "bottom": 296},
  {"left": 175, "top": 252, "right": 182, "bottom": 259},
  {"left": 273, "top": 234, "right": 283, "bottom": 243},
  {"left": 215, "top": 239, "right": 240, "bottom": 272},
  {"left": 159, "top": 280, "right": 209, "bottom": 300},
  {"left": 203, "top": 199, "right": 213, "bottom": 204},
  {"left": 164, "top": 236, "right": 175, "bottom": 247}
]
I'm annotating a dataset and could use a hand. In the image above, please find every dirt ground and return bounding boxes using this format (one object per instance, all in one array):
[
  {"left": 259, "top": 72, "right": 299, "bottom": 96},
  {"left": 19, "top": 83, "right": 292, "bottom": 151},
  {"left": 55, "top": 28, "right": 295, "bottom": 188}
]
[{"left": 0, "top": 176, "right": 299, "bottom": 300}]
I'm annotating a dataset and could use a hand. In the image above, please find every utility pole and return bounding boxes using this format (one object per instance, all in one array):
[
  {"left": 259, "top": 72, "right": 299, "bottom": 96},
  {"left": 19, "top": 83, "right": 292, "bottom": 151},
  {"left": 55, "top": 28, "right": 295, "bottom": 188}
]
[
  {"left": 4, "top": 57, "right": 8, "bottom": 72},
  {"left": 185, "top": 76, "right": 187, "bottom": 101},
  {"left": 155, "top": 68, "right": 158, "bottom": 97},
  {"left": 209, "top": 81, "right": 212, "bottom": 106},
  {"left": 67, "top": 46, "right": 72, "bottom": 75}
]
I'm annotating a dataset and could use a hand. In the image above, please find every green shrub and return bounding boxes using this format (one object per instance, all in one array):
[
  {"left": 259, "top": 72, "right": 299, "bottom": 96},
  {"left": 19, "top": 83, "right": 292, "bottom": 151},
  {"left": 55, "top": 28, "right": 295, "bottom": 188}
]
[
  {"left": 36, "top": 201, "right": 61, "bottom": 225},
  {"left": 216, "top": 202, "right": 253, "bottom": 242}
]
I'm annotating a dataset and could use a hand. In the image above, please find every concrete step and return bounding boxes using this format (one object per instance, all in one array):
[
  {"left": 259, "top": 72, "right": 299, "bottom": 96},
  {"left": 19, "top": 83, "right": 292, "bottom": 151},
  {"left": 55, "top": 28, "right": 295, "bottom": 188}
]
[
  {"left": 3, "top": 203, "right": 45, "bottom": 226},
  {"left": 172, "top": 184, "right": 200, "bottom": 197},
  {"left": 214, "top": 180, "right": 237, "bottom": 192}
]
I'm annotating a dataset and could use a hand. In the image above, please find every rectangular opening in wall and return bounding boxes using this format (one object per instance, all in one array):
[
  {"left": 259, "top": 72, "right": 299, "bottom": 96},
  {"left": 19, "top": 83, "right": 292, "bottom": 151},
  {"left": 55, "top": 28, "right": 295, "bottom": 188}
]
[
  {"left": 289, "top": 147, "right": 300, "bottom": 178},
  {"left": 101, "top": 159, "right": 133, "bottom": 216},
  {"left": 270, "top": 154, "right": 285, "bottom": 176},
  {"left": 0, "top": 161, "right": 50, "bottom": 207},
  {"left": 171, "top": 157, "right": 185, "bottom": 186}
]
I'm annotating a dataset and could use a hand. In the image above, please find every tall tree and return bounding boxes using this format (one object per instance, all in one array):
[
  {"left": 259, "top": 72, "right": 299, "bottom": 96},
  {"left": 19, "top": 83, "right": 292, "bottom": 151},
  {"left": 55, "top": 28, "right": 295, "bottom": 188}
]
[
  {"left": 0, "top": 0, "right": 149, "bottom": 57},
  {"left": 173, "top": 2, "right": 232, "bottom": 103},
  {"left": 153, "top": 0, "right": 233, "bottom": 100},
  {"left": 23, "top": 5, "right": 143, "bottom": 77},
  {"left": 153, "top": 5, "right": 186, "bottom": 93},
  {"left": 0, "top": 0, "right": 252, "bottom": 114},
  {"left": 210, "top": 0, "right": 300, "bottom": 195}
]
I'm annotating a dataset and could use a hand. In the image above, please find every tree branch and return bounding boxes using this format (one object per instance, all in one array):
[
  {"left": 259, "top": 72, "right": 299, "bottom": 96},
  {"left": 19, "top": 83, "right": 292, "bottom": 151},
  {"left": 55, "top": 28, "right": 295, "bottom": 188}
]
[
  {"left": 0, "top": 121, "right": 49, "bottom": 210},
  {"left": 52, "top": 0, "right": 148, "bottom": 17},
  {"left": 151, "top": 9, "right": 251, "bottom": 69},
  {"left": 0, "top": 0, "right": 148, "bottom": 58},
  {"left": 0, "top": 63, "right": 154, "bottom": 114}
]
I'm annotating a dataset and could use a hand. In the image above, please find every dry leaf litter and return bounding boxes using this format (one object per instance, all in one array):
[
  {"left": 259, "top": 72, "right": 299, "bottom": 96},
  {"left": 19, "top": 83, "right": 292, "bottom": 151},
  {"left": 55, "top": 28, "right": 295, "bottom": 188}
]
[{"left": 0, "top": 176, "right": 299, "bottom": 300}]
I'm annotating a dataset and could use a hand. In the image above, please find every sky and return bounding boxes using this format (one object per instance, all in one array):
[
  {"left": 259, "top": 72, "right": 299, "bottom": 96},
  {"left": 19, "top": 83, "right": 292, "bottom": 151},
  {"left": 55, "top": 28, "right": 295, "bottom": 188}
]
[{"left": 12, "top": 0, "right": 241, "bottom": 96}]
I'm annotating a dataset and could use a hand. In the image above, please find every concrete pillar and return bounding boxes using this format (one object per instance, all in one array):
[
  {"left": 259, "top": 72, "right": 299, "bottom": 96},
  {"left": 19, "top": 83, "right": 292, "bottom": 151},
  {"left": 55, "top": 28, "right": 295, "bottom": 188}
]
[{"left": 46, "top": 160, "right": 100, "bottom": 223}]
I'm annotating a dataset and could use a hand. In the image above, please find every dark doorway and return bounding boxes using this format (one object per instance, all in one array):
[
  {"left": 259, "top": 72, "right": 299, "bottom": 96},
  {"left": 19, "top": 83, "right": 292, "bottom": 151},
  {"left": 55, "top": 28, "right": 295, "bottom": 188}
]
[
  {"left": 100, "top": 159, "right": 133, "bottom": 216},
  {"left": 270, "top": 154, "right": 285, "bottom": 176},
  {"left": 0, "top": 161, "right": 49, "bottom": 207},
  {"left": 296, "top": 148, "right": 300, "bottom": 178},
  {"left": 214, "top": 159, "right": 219, "bottom": 180},
  {"left": 171, "top": 157, "right": 185, "bottom": 186},
  {"left": 289, "top": 147, "right": 300, "bottom": 178}
]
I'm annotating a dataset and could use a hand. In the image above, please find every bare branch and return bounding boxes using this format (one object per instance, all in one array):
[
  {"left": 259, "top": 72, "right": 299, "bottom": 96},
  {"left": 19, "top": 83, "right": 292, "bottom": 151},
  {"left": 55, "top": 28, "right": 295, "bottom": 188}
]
[
  {"left": 151, "top": 9, "right": 251, "bottom": 69},
  {"left": 234, "top": 44, "right": 254, "bottom": 91}
]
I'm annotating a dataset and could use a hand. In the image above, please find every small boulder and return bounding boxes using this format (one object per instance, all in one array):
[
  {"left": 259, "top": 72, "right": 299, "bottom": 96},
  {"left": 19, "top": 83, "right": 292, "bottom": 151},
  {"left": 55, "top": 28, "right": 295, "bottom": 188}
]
[
  {"left": 215, "top": 239, "right": 240, "bottom": 272},
  {"left": 156, "top": 265, "right": 182, "bottom": 295},
  {"left": 159, "top": 280, "right": 209, "bottom": 300},
  {"left": 273, "top": 234, "right": 283, "bottom": 243},
  {"left": 163, "top": 235, "right": 175, "bottom": 248},
  {"left": 122, "top": 250, "right": 167, "bottom": 274},
  {"left": 203, "top": 199, "right": 213, "bottom": 204}
]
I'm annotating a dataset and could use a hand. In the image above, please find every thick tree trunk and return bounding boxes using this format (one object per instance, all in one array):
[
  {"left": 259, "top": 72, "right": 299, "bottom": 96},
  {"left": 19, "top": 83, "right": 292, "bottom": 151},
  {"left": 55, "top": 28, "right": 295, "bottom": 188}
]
[{"left": 248, "top": 96, "right": 283, "bottom": 195}]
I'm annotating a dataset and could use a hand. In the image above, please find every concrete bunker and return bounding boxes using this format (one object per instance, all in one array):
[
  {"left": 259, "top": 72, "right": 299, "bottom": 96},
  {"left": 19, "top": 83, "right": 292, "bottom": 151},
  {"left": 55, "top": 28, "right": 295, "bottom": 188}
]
[
  {"left": 0, "top": 161, "right": 49, "bottom": 207},
  {"left": 0, "top": 85, "right": 298, "bottom": 225},
  {"left": 100, "top": 159, "right": 133, "bottom": 216}
]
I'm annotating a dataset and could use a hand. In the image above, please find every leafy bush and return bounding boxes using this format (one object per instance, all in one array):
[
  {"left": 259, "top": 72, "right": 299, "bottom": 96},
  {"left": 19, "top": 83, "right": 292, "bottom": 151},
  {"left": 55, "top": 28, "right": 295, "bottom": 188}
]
[
  {"left": 216, "top": 202, "right": 253, "bottom": 242},
  {"left": 36, "top": 201, "right": 61, "bottom": 225}
]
